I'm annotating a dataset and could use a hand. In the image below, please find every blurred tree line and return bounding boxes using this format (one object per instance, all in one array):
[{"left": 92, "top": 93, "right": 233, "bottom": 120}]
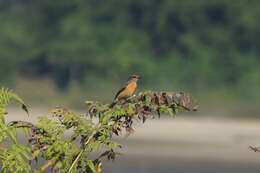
[{"left": 0, "top": 0, "right": 260, "bottom": 98}]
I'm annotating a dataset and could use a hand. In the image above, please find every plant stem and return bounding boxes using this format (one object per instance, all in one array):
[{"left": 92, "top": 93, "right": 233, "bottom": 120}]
[
  {"left": 36, "top": 159, "right": 55, "bottom": 173},
  {"left": 68, "top": 123, "right": 101, "bottom": 173}
]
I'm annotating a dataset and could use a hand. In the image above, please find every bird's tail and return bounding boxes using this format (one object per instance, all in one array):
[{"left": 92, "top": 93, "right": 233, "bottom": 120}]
[{"left": 109, "top": 99, "right": 118, "bottom": 108}]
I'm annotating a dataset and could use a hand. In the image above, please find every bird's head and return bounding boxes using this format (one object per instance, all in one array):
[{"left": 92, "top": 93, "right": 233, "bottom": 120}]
[{"left": 128, "top": 74, "right": 140, "bottom": 82}]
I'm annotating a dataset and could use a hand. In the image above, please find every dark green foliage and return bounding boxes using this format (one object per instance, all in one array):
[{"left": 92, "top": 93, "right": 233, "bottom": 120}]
[
  {"left": 0, "top": 87, "right": 197, "bottom": 172},
  {"left": 1, "top": 0, "right": 260, "bottom": 97}
]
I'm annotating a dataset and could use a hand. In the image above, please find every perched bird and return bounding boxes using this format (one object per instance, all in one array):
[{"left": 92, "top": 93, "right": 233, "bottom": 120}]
[{"left": 109, "top": 74, "right": 140, "bottom": 108}]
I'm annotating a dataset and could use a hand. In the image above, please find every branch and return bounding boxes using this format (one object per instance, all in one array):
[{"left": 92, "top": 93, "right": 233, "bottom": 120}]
[
  {"left": 249, "top": 146, "right": 260, "bottom": 152},
  {"left": 68, "top": 123, "right": 102, "bottom": 173}
]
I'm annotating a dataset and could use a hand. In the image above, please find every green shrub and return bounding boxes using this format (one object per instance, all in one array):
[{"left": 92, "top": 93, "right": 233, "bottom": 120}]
[{"left": 0, "top": 87, "right": 197, "bottom": 173}]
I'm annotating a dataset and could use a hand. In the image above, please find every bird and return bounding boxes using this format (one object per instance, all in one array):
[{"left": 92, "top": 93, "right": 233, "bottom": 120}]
[{"left": 109, "top": 74, "right": 140, "bottom": 108}]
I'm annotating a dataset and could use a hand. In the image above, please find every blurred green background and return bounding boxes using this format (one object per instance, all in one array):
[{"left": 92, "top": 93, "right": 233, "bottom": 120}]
[
  {"left": 1, "top": 0, "right": 260, "bottom": 116},
  {"left": 2, "top": 1, "right": 260, "bottom": 173}
]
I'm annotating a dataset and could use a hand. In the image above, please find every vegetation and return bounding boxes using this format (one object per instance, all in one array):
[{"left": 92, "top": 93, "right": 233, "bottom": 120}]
[
  {"left": 1, "top": 0, "right": 260, "bottom": 99},
  {"left": 0, "top": 87, "right": 197, "bottom": 172}
]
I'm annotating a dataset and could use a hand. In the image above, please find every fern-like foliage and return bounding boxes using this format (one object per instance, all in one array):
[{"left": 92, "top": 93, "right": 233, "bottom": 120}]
[
  {"left": 0, "top": 88, "right": 31, "bottom": 173},
  {"left": 0, "top": 87, "right": 29, "bottom": 116},
  {"left": 0, "top": 88, "right": 198, "bottom": 173}
]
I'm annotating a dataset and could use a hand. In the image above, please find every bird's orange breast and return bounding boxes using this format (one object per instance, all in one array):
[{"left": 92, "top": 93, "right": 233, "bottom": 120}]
[{"left": 117, "top": 82, "right": 137, "bottom": 99}]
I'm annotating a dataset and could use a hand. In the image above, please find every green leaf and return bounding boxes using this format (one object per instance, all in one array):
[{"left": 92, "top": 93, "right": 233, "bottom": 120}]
[
  {"left": 6, "top": 128, "right": 18, "bottom": 144},
  {"left": 0, "top": 87, "right": 29, "bottom": 116},
  {"left": 87, "top": 160, "right": 96, "bottom": 173}
]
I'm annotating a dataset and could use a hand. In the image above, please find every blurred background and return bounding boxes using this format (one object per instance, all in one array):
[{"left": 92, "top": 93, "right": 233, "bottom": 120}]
[{"left": 1, "top": 0, "right": 260, "bottom": 172}]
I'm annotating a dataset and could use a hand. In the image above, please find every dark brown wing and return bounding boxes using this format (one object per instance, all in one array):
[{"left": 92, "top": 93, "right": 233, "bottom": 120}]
[
  {"left": 113, "top": 86, "right": 126, "bottom": 100},
  {"left": 109, "top": 86, "right": 127, "bottom": 108}
]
